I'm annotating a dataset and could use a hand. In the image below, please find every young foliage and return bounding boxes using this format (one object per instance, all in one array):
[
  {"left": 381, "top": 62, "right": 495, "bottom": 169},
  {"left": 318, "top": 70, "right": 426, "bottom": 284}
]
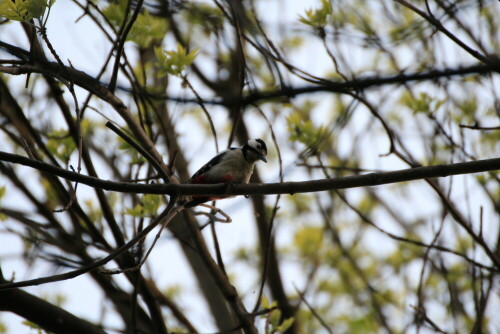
[
  {"left": 46, "top": 129, "right": 76, "bottom": 162},
  {"left": 102, "top": 2, "right": 167, "bottom": 48},
  {"left": 0, "top": 0, "right": 499, "bottom": 333},
  {"left": 260, "top": 296, "right": 295, "bottom": 333},
  {"left": 183, "top": 2, "right": 224, "bottom": 35},
  {"left": 0, "top": 185, "right": 6, "bottom": 221},
  {"left": 0, "top": 0, "right": 55, "bottom": 22},
  {"left": 125, "top": 194, "right": 162, "bottom": 217},
  {"left": 0, "top": 321, "right": 6, "bottom": 334},
  {"left": 155, "top": 44, "right": 198, "bottom": 77},
  {"left": 298, "top": 0, "right": 332, "bottom": 29},
  {"left": 294, "top": 226, "right": 324, "bottom": 259},
  {"left": 400, "top": 91, "right": 445, "bottom": 114},
  {"left": 287, "top": 110, "right": 328, "bottom": 154}
]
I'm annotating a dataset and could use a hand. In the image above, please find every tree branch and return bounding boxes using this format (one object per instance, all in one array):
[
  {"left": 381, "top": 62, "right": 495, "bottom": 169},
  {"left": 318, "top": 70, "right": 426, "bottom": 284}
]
[
  {"left": 138, "top": 62, "right": 500, "bottom": 106},
  {"left": 0, "top": 200, "right": 177, "bottom": 291},
  {"left": 1, "top": 150, "right": 499, "bottom": 197},
  {"left": 0, "top": 54, "right": 498, "bottom": 108},
  {"left": 0, "top": 268, "right": 106, "bottom": 334}
]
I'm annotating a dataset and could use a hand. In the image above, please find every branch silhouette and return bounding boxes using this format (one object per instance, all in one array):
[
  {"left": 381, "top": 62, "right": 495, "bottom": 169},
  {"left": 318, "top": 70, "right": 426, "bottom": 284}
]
[
  {"left": 0, "top": 47, "right": 498, "bottom": 107},
  {"left": 0, "top": 267, "right": 106, "bottom": 334},
  {"left": 1, "top": 151, "right": 499, "bottom": 196},
  {"left": 0, "top": 201, "right": 177, "bottom": 291}
]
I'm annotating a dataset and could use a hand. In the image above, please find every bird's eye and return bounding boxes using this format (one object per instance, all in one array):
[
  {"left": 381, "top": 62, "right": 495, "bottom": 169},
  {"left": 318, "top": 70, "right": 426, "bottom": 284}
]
[{"left": 257, "top": 145, "right": 261, "bottom": 149}]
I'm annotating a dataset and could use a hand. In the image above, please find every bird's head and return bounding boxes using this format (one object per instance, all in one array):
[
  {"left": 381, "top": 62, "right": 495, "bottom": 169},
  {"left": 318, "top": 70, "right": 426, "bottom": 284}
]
[{"left": 243, "top": 138, "right": 268, "bottom": 163}]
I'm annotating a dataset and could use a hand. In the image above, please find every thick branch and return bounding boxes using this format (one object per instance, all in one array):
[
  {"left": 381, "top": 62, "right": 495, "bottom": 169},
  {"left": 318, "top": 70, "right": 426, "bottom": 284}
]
[
  {"left": 0, "top": 270, "right": 106, "bottom": 334},
  {"left": 0, "top": 151, "right": 499, "bottom": 196},
  {"left": 0, "top": 57, "right": 498, "bottom": 108}
]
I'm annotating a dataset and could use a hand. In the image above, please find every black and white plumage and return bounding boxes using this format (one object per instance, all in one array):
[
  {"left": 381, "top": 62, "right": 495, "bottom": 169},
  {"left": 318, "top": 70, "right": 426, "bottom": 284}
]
[{"left": 183, "top": 138, "right": 267, "bottom": 208}]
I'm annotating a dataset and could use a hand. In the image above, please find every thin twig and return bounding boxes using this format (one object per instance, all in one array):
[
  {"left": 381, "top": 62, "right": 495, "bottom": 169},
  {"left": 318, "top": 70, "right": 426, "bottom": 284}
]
[
  {"left": 294, "top": 285, "right": 333, "bottom": 334},
  {"left": 38, "top": 26, "right": 83, "bottom": 213},
  {"left": 108, "top": 0, "right": 144, "bottom": 92},
  {"left": 105, "top": 121, "right": 171, "bottom": 183},
  {"left": 395, "top": 0, "right": 492, "bottom": 64},
  {"left": 101, "top": 205, "right": 185, "bottom": 275},
  {"left": 459, "top": 124, "right": 500, "bottom": 130},
  {"left": 336, "top": 191, "right": 496, "bottom": 271},
  {"left": 252, "top": 194, "right": 280, "bottom": 314},
  {"left": 210, "top": 217, "right": 227, "bottom": 275},
  {"left": 0, "top": 197, "right": 178, "bottom": 290},
  {"left": 410, "top": 305, "right": 448, "bottom": 334},
  {"left": 183, "top": 77, "right": 219, "bottom": 153},
  {"left": 415, "top": 215, "right": 447, "bottom": 330}
]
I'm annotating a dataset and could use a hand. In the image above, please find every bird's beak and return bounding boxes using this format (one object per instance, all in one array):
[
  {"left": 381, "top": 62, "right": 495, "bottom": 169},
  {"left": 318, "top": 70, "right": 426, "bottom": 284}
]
[{"left": 260, "top": 155, "right": 267, "bottom": 163}]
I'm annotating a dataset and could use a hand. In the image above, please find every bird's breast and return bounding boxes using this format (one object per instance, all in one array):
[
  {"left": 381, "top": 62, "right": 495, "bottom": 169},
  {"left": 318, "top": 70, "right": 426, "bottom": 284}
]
[{"left": 211, "top": 152, "right": 255, "bottom": 183}]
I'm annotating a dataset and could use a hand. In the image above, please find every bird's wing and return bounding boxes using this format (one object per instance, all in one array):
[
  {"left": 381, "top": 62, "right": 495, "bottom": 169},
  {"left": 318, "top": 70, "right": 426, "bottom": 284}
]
[{"left": 189, "top": 148, "right": 237, "bottom": 183}]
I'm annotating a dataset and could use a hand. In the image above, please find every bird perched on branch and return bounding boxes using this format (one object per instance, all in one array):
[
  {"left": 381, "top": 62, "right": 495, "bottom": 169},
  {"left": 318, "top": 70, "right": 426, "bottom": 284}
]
[{"left": 183, "top": 138, "right": 268, "bottom": 208}]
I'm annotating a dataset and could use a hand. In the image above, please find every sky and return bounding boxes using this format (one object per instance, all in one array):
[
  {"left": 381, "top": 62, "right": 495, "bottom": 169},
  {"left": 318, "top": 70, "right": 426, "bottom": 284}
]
[
  {"left": 1, "top": 0, "right": 499, "bottom": 333},
  {"left": 0, "top": 1, "right": 321, "bottom": 333}
]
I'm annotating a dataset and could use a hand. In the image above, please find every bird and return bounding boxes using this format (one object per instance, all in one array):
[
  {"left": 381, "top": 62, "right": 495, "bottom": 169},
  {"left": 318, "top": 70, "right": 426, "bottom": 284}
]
[{"left": 183, "top": 138, "right": 268, "bottom": 208}]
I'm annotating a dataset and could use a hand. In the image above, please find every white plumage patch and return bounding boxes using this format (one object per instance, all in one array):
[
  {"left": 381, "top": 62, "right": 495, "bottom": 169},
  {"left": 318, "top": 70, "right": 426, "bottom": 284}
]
[
  {"left": 184, "top": 138, "right": 267, "bottom": 207},
  {"left": 191, "top": 148, "right": 256, "bottom": 184}
]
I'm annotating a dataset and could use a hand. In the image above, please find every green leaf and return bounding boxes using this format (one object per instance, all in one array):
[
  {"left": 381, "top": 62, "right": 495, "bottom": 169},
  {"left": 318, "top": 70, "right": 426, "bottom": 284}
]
[
  {"left": 46, "top": 129, "right": 76, "bottom": 162},
  {"left": 269, "top": 309, "right": 282, "bottom": 328},
  {"left": 357, "top": 195, "right": 377, "bottom": 215},
  {"left": 83, "top": 199, "right": 103, "bottom": 225},
  {"left": 261, "top": 295, "right": 269, "bottom": 309},
  {"left": 294, "top": 226, "right": 324, "bottom": 259},
  {"left": 102, "top": 1, "right": 126, "bottom": 28},
  {"left": 0, "top": 0, "right": 31, "bottom": 21},
  {"left": 102, "top": 1, "right": 167, "bottom": 48},
  {"left": 458, "top": 96, "right": 478, "bottom": 122},
  {"left": 0, "top": 320, "right": 7, "bottom": 334},
  {"left": 287, "top": 193, "right": 312, "bottom": 215},
  {"left": 142, "top": 193, "right": 162, "bottom": 214},
  {"left": 0, "top": 0, "right": 55, "bottom": 21},
  {"left": 0, "top": 185, "right": 5, "bottom": 200},
  {"left": 22, "top": 320, "right": 45, "bottom": 333},
  {"left": 155, "top": 44, "right": 198, "bottom": 77},
  {"left": 261, "top": 295, "right": 277, "bottom": 310},
  {"left": 348, "top": 316, "right": 377, "bottom": 333},
  {"left": 400, "top": 92, "right": 442, "bottom": 114},
  {"left": 276, "top": 317, "right": 295, "bottom": 332},
  {"left": 260, "top": 296, "right": 279, "bottom": 323},
  {"left": 389, "top": 20, "right": 425, "bottom": 43},
  {"left": 287, "top": 108, "right": 328, "bottom": 154},
  {"left": 129, "top": 11, "right": 168, "bottom": 48},
  {"left": 125, "top": 194, "right": 162, "bottom": 217},
  {"left": 298, "top": 0, "right": 332, "bottom": 29},
  {"left": 40, "top": 177, "right": 59, "bottom": 210},
  {"left": 183, "top": 2, "right": 224, "bottom": 35},
  {"left": 117, "top": 136, "right": 146, "bottom": 165}
]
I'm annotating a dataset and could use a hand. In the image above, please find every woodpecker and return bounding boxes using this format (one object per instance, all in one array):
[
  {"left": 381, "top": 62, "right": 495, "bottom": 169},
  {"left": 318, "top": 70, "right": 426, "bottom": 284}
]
[{"left": 183, "top": 138, "right": 268, "bottom": 208}]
